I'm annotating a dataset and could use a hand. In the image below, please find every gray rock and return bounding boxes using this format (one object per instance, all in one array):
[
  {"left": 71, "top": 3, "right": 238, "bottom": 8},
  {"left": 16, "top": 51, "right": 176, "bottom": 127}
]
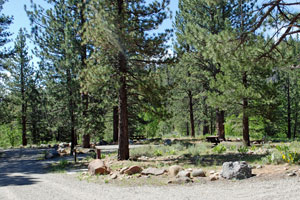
[
  {"left": 110, "top": 173, "right": 118, "bottom": 179},
  {"left": 168, "top": 177, "right": 192, "bottom": 184},
  {"left": 287, "top": 172, "right": 297, "bottom": 177},
  {"left": 45, "top": 152, "right": 54, "bottom": 159},
  {"left": 120, "top": 167, "right": 129, "bottom": 174},
  {"left": 164, "top": 139, "right": 172, "bottom": 146},
  {"left": 177, "top": 170, "right": 191, "bottom": 178},
  {"left": 221, "top": 161, "right": 252, "bottom": 180},
  {"left": 142, "top": 168, "right": 166, "bottom": 176},
  {"left": 192, "top": 169, "right": 206, "bottom": 177}
]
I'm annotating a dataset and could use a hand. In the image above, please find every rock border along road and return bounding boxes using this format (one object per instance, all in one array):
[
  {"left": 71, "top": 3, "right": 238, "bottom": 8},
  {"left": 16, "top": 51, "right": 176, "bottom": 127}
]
[{"left": 1, "top": 148, "right": 300, "bottom": 200}]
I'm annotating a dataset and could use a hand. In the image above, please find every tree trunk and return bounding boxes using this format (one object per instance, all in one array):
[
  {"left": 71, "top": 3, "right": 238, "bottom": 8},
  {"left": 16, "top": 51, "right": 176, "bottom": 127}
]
[
  {"left": 186, "top": 121, "right": 189, "bottom": 136},
  {"left": 287, "top": 76, "right": 292, "bottom": 139},
  {"left": 242, "top": 72, "right": 250, "bottom": 146},
  {"left": 113, "top": 106, "right": 119, "bottom": 142},
  {"left": 188, "top": 90, "right": 195, "bottom": 137},
  {"left": 21, "top": 59, "right": 27, "bottom": 146},
  {"left": 203, "top": 97, "right": 209, "bottom": 135},
  {"left": 67, "top": 69, "right": 76, "bottom": 155},
  {"left": 203, "top": 121, "right": 209, "bottom": 135},
  {"left": 118, "top": 52, "right": 129, "bottom": 160},
  {"left": 294, "top": 110, "right": 298, "bottom": 140},
  {"left": 216, "top": 109, "right": 225, "bottom": 140},
  {"left": 80, "top": 0, "right": 90, "bottom": 148}
]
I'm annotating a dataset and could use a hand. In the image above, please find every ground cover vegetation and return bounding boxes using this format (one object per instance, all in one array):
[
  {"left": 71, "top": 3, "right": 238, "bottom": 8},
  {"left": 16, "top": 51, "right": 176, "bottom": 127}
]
[{"left": 0, "top": 0, "right": 300, "bottom": 161}]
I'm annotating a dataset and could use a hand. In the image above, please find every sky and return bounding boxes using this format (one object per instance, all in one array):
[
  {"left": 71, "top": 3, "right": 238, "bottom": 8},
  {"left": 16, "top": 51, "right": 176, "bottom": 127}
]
[{"left": 2, "top": 0, "right": 179, "bottom": 62}]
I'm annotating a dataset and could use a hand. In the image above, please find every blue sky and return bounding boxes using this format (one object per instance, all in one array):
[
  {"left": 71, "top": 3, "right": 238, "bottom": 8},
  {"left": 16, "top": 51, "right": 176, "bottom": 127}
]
[{"left": 3, "top": 0, "right": 179, "bottom": 59}]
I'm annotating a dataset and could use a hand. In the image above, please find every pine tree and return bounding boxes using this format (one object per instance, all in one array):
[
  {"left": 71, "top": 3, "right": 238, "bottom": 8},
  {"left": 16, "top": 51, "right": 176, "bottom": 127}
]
[
  {"left": 8, "top": 28, "right": 33, "bottom": 146},
  {"left": 0, "top": 0, "right": 12, "bottom": 70},
  {"left": 26, "top": 0, "right": 88, "bottom": 152},
  {"left": 174, "top": 0, "right": 238, "bottom": 139},
  {"left": 83, "top": 0, "right": 171, "bottom": 160}
]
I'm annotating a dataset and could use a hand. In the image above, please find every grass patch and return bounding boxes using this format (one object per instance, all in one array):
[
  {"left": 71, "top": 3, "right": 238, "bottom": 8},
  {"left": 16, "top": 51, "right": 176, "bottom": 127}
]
[{"left": 50, "top": 159, "right": 71, "bottom": 173}]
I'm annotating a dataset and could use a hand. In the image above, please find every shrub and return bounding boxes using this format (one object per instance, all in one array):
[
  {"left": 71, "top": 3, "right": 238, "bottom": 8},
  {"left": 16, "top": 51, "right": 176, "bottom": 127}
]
[
  {"left": 238, "top": 146, "right": 248, "bottom": 154},
  {"left": 0, "top": 124, "right": 22, "bottom": 148},
  {"left": 213, "top": 144, "right": 227, "bottom": 154},
  {"left": 276, "top": 145, "right": 300, "bottom": 164},
  {"left": 262, "top": 151, "right": 283, "bottom": 165}
]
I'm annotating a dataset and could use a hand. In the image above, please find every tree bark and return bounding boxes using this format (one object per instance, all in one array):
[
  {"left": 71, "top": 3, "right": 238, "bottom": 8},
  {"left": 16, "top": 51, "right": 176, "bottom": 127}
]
[
  {"left": 21, "top": 57, "right": 27, "bottom": 146},
  {"left": 80, "top": 0, "right": 90, "bottom": 148},
  {"left": 113, "top": 106, "right": 119, "bottom": 142},
  {"left": 287, "top": 75, "right": 292, "bottom": 139},
  {"left": 243, "top": 72, "right": 250, "bottom": 146},
  {"left": 186, "top": 121, "right": 189, "bottom": 136},
  {"left": 118, "top": 52, "right": 129, "bottom": 160},
  {"left": 203, "top": 121, "right": 209, "bottom": 135},
  {"left": 216, "top": 109, "right": 225, "bottom": 140},
  {"left": 294, "top": 107, "right": 298, "bottom": 140},
  {"left": 188, "top": 90, "right": 195, "bottom": 137},
  {"left": 67, "top": 69, "right": 76, "bottom": 155}
]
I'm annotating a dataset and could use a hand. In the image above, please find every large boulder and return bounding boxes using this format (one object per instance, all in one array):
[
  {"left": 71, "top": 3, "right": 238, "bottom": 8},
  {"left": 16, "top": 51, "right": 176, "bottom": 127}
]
[
  {"left": 142, "top": 168, "right": 166, "bottom": 176},
  {"left": 124, "top": 165, "right": 142, "bottom": 175},
  {"left": 221, "top": 161, "right": 252, "bottom": 180},
  {"left": 88, "top": 159, "right": 110, "bottom": 175}
]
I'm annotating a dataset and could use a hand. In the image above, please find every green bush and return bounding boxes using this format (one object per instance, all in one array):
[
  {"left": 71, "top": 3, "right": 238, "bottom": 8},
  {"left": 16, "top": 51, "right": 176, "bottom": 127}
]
[
  {"left": 0, "top": 124, "right": 22, "bottom": 148},
  {"left": 213, "top": 144, "right": 227, "bottom": 154},
  {"left": 238, "top": 146, "right": 248, "bottom": 154},
  {"left": 262, "top": 151, "right": 284, "bottom": 165},
  {"left": 276, "top": 145, "right": 300, "bottom": 164}
]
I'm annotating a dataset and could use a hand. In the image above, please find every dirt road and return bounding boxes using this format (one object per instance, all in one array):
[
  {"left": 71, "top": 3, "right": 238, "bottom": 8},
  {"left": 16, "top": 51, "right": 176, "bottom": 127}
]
[{"left": 1, "top": 148, "right": 300, "bottom": 200}]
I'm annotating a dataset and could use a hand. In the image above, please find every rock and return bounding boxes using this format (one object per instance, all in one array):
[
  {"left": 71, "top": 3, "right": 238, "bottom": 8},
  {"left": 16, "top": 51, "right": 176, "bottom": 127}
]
[
  {"left": 187, "top": 168, "right": 193, "bottom": 172},
  {"left": 209, "top": 170, "right": 216, "bottom": 174},
  {"left": 40, "top": 144, "right": 48, "bottom": 148},
  {"left": 142, "top": 168, "right": 166, "bottom": 176},
  {"left": 138, "top": 156, "right": 149, "bottom": 161},
  {"left": 45, "top": 149, "right": 59, "bottom": 159},
  {"left": 221, "top": 161, "right": 252, "bottom": 180},
  {"left": 192, "top": 169, "right": 206, "bottom": 177},
  {"left": 177, "top": 170, "right": 191, "bottom": 178},
  {"left": 168, "top": 165, "right": 182, "bottom": 177},
  {"left": 287, "top": 172, "right": 297, "bottom": 177},
  {"left": 210, "top": 175, "right": 219, "bottom": 181},
  {"left": 124, "top": 166, "right": 142, "bottom": 175},
  {"left": 110, "top": 173, "right": 118, "bottom": 179},
  {"left": 120, "top": 167, "right": 129, "bottom": 174},
  {"left": 256, "top": 165, "right": 263, "bottom": 169},
  {"left": 168, "top": 177, "right": 192, "bottom": 184},
  {"left": 164, "top": 139, "right": 172, "bottom": 146},
  {"left": 88, "top": 159, "right": 110, "bottom": 175},
  {"left": 45, "top": 152, "right": 54, "bottom": 159},
  {"left": 57, "top": 147, "right": 70, "bottom": 155}
]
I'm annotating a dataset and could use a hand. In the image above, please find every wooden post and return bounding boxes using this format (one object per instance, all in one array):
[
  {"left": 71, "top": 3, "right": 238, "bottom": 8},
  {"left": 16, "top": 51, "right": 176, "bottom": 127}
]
[{"left": 96, "top": 148, "right": 101, "bottom": 159}]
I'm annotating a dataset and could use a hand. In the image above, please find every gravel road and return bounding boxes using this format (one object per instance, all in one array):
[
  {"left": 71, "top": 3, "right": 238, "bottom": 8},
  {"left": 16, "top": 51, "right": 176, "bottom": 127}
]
[{"left": 1, "top": 148, "right": 300, "bottom": 200}]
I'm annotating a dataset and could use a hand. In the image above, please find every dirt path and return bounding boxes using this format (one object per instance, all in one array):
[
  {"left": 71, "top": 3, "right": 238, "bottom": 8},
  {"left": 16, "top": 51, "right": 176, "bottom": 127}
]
[{"left": 1, "top": 148, "right": 300, "bottom": 200}]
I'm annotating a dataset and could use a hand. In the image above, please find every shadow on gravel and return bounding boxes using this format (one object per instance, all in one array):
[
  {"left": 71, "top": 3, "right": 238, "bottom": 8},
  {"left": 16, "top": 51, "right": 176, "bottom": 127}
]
[
  {"left": 0, "top": 174, "right": 40, "bottom": 186},
  {"left": 0, "top": 148, "right": 58, "bottom": 187}
]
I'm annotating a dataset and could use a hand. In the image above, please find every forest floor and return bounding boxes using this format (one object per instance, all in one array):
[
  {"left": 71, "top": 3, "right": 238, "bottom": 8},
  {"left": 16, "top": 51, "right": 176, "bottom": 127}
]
[{"left": 1, "top": 147, "right": 300, "bottom": 200}]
